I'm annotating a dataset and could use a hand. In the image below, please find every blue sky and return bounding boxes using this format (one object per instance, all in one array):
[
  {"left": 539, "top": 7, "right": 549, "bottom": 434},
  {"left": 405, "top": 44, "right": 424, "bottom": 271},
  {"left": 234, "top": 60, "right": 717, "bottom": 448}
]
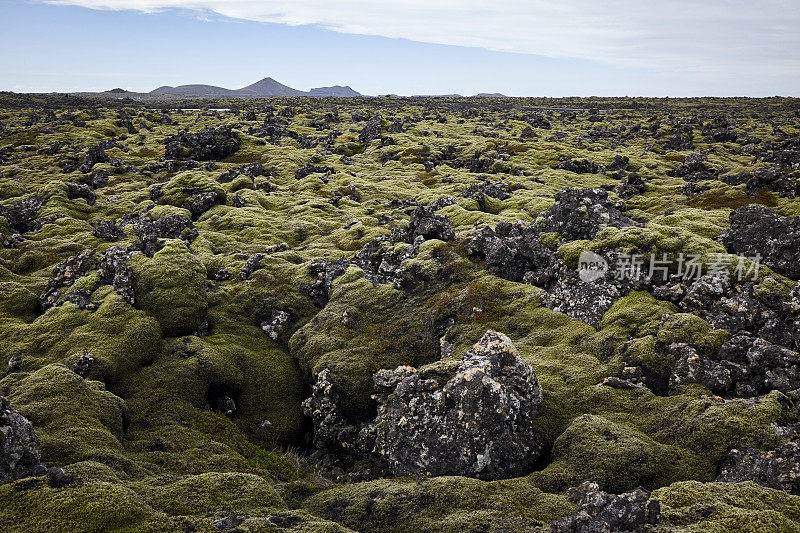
[{"left": 1, "top": 0, "right": 798, "bottom": 96}]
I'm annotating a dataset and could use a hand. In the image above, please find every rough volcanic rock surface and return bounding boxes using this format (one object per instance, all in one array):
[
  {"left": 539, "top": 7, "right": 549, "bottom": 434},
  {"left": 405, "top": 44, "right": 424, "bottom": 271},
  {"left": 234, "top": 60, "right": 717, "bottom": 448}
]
[
  {"left": 717, "top": 441, "right": 800, "bottom": 494},
  {"left": 368, "top": 330, "right": 544, "bottom": 480},
  {"left": 537, "top": 187, "right": 633, "bottom": 241},
  {"left": 550, "top": 481, "right": 660, "bottom": 533},
  {"left": 466, "top": 222, "right": 559, "bottom": 284},
  {"left": 0, "top": 397, "right": 46, "bottom": 483},
  {"left": 721, "top": 205, "right": 800, "bottom": 279},
  {"left": 164, "top": 126, "right": 239, "bottom": 161}
]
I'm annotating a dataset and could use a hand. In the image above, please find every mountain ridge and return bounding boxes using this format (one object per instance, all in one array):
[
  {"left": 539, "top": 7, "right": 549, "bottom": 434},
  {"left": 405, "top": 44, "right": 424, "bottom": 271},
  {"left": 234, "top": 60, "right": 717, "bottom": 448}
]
[{"left": 150, "top": 77, "right": 361, "bottom": 98}]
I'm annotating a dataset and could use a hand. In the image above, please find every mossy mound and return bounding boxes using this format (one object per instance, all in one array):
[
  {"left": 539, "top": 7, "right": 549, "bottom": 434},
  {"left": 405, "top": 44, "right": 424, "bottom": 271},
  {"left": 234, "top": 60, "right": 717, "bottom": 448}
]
[{"left": 129, "top": 240, "right": 208, "bottom": 336}]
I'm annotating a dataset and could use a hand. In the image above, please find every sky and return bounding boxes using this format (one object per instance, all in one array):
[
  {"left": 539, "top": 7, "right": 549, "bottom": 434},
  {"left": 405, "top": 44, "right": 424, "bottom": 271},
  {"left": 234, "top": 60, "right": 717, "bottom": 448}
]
[{"left": 1, "top": 0, "right": 798, "bottom": 96}]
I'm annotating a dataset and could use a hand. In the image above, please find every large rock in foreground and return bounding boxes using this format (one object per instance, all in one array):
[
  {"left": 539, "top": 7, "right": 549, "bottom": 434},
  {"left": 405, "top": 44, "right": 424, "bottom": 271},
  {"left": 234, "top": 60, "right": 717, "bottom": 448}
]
[
  {"left": 0, "top": 396, "right": 45, "bottom": 483},
  {"left": 369, "top": 330, "right": 544, "bottom": 480}
]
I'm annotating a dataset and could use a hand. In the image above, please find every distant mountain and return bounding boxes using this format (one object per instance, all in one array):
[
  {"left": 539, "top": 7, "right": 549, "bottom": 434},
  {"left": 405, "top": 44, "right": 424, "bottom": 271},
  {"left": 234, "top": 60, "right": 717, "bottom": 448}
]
[
  {"left": 236, "top": 77, "right": 307, "bottom": 97},
  {"left": 308, "top": 85, "right": 361, "bottom": 97},
  {"left": 150, "top": 77, "right": 361, "bottom": 98},
  {"left": 151, "top": 84, "right": 234, "bottom": 97},
  {"left": 475, "top": 92, "right": 506, "bottom": 97}
]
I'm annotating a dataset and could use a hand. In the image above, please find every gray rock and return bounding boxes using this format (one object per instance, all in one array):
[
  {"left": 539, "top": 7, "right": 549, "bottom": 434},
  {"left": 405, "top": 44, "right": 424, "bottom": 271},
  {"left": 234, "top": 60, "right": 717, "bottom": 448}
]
[
  {"left": 536, "top": 188, "right": 632, "bottom": 241},
  {"left": 0, "top": 396, "right": 46, "bottom": 483},
  {"left": 550, "top": 481, "right": 660, "bottom": 533},
  {"left": 369, "top": 330, "right": 544, "bottom": 480}
]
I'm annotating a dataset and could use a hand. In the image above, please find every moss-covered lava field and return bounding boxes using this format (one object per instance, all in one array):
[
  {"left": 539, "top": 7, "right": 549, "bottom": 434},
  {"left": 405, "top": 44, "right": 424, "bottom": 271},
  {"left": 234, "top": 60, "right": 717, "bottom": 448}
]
[{"left": 1, "top": 93, "right": 800, "bottom": 532}]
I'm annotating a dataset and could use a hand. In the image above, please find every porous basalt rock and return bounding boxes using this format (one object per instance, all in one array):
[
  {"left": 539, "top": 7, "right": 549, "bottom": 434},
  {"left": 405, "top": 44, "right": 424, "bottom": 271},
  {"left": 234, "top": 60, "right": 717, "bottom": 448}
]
[
  {"left": 39, "top": 249, "right": 97, "bottom": 311},
  {"left": 717, "top": 441, "right": 800, "bottom": 494},
  {"left": 78, "top": 145, "right": 110, "bottom": 173},
  {"left": 368, "top": 330, "right": 544, "bottom": 480},
  {"left": 358, "top": 115, "right": 382, "bottom": 144},
  {"left": 403, "top": 206, "right": 455, "bottom": 242},
  {"left": 668, "top": 152, "right": 715, "bottom": 180},
  {"left": 306, "top": 257, "right": 350, "bottom": 307},
  {"left": 465, "top": 222, "right": 559, "bottom": 284},
  {"left": 92, "top": 219, "right": 125, "bottom": 241},
  {"left": 301, "top": 369, "right": 360, "bottom": 454},
  {"left": 554, "top": 156, "right": 605, "bottom": 174},
  {"left": 549, "top": 481, "right": 660, "bottom": 532},
  {"left": 164, "top": 126, "right": 239, "bottom": 161},
  {"left": 721, "top": 205, "right": 800, "bottom": 279},
  {"left": 670, "top": 333, "right": 800, "bottom": 397},
  {"left": 616, "top": 172, "right": 646, "bottom": 199},
  {"left": 545, "top": 270, "right": 622, "bottom": 328},
  {"left": 0, "top": 396, "right": 46, "bottom": 483},
  {"left": 536, "top": 188, "right": 632, "bottom": 241}
]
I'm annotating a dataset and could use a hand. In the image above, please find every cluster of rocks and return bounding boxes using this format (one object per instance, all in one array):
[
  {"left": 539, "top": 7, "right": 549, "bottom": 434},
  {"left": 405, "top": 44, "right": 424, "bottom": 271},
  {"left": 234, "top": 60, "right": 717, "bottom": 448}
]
[
  {"left": 295, "top": 163, "right": 334, "bottom": 181},
  {"left": 668, "top": 152, "right": 718, "bottom": 182},
  {"left": 616, "top": 171, "right": 646, "bottom": 199},
  {"left": 536, "top": 187, "right": 633, "bottom": 240},
  {"left": 554, "top": 156, "right": 605, "bottom": 174},
  {"left": 722, "top": 166, "right": 799, "bottom": 198},
  {"left": 717, "top": 439, "right": 800, "bottom": 495},
  {"left": 549, "top": 481, "right": 660, "bottom": 533},
  {"left": 0, "top": 195, "right": 56, "bottom": 235},
  {"left": 721, "top": 205, "right": 800, "bottom": 279},
  {"left": 302, "top": 331, "right": 545, "bottom": 480},
  {"left": 38, "top": 214, "right": 199, "bottom": 311},
  {"left": 464, "top": 188, "right": 637, "bottom": 326},
  {"left": 164, "top": 126, "right": 240, "bottom": 161},
  {"left": 216, "top": 162, "right": 266, "bottom": 183},
  {"left": 461, "top": 179, "right": 511, "bottom": 209},
  {"left": 466, "top": 221, "right": 559, "bottom": 284},
  {"left": 78, "top": 145, "right": 111, "bottom": 173},
  {"left": 246, "top": 115, "right": 298, "bottom": 145},
  {"left": 669, "top": 334, "right": 800, "bottom": 397}
]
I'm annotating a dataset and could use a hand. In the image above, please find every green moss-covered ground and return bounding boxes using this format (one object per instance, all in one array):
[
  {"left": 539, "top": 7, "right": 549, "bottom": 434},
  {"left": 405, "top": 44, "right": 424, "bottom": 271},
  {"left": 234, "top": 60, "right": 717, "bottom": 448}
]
[{"left": 0, "top": 94, "right": 799, "bottom": 531}]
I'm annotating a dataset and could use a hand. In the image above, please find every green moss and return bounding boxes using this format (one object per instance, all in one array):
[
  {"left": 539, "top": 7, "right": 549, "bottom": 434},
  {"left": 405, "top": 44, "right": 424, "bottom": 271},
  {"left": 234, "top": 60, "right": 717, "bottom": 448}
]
[
  {"left": 654, "top": 481, "right": 800, "bottom": 532},
  {"left": 656, "top": 313, "right": 730, "bottom": 356},
  {"left": 305, "top": 476, "right": 572, "bottom": 533},
  {"left": 128, "top": 240, "right": 207, "bottom": 336},
  {"left": 533, "top": 414, "right": 695, "bottom": 493},
  {"left": 0, "top": 363, "right": 135, "bottom": 472},
  {"left": 156, "top": 171, "right": 226, "bottom": 211}
]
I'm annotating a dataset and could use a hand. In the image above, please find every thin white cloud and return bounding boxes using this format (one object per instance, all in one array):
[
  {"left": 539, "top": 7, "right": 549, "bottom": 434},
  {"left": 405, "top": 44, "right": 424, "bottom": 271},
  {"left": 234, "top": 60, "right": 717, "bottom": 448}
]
[{"left": 44, "top": 0, "right": 800, "bottom": 81}]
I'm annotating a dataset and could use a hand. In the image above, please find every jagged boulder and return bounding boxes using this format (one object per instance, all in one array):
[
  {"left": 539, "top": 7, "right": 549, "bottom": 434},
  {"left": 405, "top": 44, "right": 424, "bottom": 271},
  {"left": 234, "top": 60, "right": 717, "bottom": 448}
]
[
  {"left": 550, "top": 481, "right": 660, "bottom": 532},
  {"left": 537, "top": 188, "right": 632, "bottom": 241},
  {"left": 368, "top": 330, "right": 544, "bottom": 480},
  {"left": 359, "top": 115, "right": 382, "bottom": 144},
  {"left": 405, "top": 206, "right": 455, "bottom": 242},
  {"left": 164, "top": 126, "right": 239, "bottom": 161},
  {"left": 466, "top": 221, "right": 559, "bottom": 284},
  {"left": 0, "top": 396, "right": 46, "bottom": 483},
  {"left": 721, "top": 205, "right": 800, "bottom": 279}
]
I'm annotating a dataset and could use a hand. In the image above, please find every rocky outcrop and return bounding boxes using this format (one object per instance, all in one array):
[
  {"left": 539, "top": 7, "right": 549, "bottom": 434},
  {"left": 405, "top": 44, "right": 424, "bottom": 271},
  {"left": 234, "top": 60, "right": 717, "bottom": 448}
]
[
  {"left": 536, "top": 188, "right": 632, "bottom": 241},
  {"left": 554, "top": 156, "right": 605, "bottom": 175},
  {"left": 0, "top": 397, "right": 46, "bottom": 483},
  {"left": 368, "top": 330, "right": 544, "bottom": 480},
  {"left": 550, "top": 481, "right": 660, "bottom": 532},
  {"left": 404, "top": 206, "right": 455, "bottom": 242},
  {"left": 466, "top": 222, "right": 558, "bottom": 284},
  {"left": 303, "top": 331, "right": 544, "bottom": 480},
  {"left": 358, "top": 115, "right": 382, "bottom": 144},
  {"left": 721, "top": 205, "right": 800, "bottom": 279},
  {"left": 717, "top": 441, "right": 800, "bottom": 495},
  {"left": 164, "top": 126, "right": 239, "bottom": 161}
]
